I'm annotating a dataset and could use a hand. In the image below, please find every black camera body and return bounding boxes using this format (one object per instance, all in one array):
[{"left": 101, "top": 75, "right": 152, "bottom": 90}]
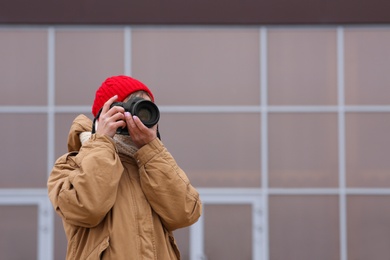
[{"left": 110, "top": 96, "right": 160, "bottom": 135}]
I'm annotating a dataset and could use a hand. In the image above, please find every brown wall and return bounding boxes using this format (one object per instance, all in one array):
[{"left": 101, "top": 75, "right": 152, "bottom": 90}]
[{"left": 1, "top": 1, "right": 390, "bottom": 258}]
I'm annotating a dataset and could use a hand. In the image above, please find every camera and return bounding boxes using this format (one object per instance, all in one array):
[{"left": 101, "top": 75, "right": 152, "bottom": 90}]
[{"left": 110, "top": 96, "right": 160, "bottom": 135}]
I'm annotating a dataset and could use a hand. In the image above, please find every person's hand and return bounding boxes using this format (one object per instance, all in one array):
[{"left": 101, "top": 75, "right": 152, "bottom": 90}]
[
  {"left": 124, "top": 112, "right": 157, "bottom": 148},
  {"left": 96, "top": 95, "right": 126, "bottom": 138}
]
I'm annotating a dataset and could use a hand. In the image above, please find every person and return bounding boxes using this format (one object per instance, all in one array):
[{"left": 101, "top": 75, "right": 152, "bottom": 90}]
[{"left": 47, "top": 75, "right": 202, "bottom": 259}]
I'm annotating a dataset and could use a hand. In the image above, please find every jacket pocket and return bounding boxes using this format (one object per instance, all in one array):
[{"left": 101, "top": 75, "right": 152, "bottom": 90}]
[{"left": 86, "top": 236, "right": 110, "bottom": 260}]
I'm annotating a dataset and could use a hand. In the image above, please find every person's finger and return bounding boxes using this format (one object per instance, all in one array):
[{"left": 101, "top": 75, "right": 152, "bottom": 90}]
[
  {"left": 101, "top": 95, "right": 119, "bottom": 115},
  {"left": 132, "top": 115, "right": 147, "bottom": 131},
  {"left": 124, "top": 112, "right": 137, "bottom": 131},
  {"left": 112, "top": 120, "right": 127, "bottom": 130},
  {"left": 111, "top": 110, "right": 126, "bottom": 122}
]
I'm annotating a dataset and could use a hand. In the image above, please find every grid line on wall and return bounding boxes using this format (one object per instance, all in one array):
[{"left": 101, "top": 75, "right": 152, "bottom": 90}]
[
  {"left": 260, "top": 26, "right": 269, "bottom": 260},
  {"left": 124, "top": 26, "right": 132, "bottom": 76},
  {"left": 45, "top": 26, "right": 56, "bottom": 260},
  {"left": 337, "top": 26, "right": 348, "bottom": 260},
  {"left": 2, "top": 104, "right": 390, "bottom": 114}
]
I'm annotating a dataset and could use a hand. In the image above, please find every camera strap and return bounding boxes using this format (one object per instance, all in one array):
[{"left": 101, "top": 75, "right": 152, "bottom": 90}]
[{"left": 91, "top": 108, "right": 103, "bottom": 134}]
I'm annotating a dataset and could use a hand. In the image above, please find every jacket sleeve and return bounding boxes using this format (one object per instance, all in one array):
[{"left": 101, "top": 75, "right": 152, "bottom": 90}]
[
  {"left": 135, "top": 138, "right": 202, "bottom": 231},
  {"left": 47, "top": 134, "right": 124, "bottom": 228}
]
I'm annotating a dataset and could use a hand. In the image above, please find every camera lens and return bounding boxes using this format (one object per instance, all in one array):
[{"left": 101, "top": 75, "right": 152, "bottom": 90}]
[
  {"left": 110, "top": 97, "right": 160, "bottom": 135},
  {"left": 131, "top": 99, "right": 160, "bottom": 128},
  {"left": 137, "top": 108, "right": 152, "bottom": 122}
]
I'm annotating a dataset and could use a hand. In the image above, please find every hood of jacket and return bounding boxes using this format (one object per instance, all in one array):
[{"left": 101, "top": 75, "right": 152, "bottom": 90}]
[{"left": 67, "top": 114, "right": 93, "bottom": 153}]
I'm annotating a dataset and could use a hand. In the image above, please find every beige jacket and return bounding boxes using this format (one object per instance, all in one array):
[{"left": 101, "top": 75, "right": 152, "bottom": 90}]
[{"left": 48, "top": 115, "right": 202, "bottom": 259}]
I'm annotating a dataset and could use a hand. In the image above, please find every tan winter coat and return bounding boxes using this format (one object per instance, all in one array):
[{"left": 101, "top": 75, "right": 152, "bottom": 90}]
[{"left": 47, "top": 114, "right": 202, "bottom": 259}]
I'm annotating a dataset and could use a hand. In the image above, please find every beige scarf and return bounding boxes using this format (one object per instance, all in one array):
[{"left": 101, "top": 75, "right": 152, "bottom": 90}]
[{"left": 112, "top": 134, "right": 139, "bottom": 157}]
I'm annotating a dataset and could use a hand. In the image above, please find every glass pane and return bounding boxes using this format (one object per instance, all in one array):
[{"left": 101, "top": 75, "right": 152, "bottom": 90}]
[
  {"left": 346, "top": 113, "right": 390, "bottom": 187},
  {"left": 55, "top": 29, "right": 125, "bottom": 106},
  {"left": 204, "top": 205, "right": 252, "bottom": 259},
  {"left": 0, "top": 29, "right": 47, "bottom": 106},
  {"left": 132, "top": 28, "right": 260, "bottom": 106},
  {"left": 269, "top": 195, "right": 339, "bottom": 260},
  {"left": 54, "top": 213, "right": 67, "bottom": 260},
  {"left": 55, "top": 113, "right": 91, "bottom": 158},
  {"left": 268, "top": 28, "right": 338, "bottom": 106},
  {"left": 0, "top": 206, "right": 38, "bottom": 259},
  {"left": 345, "top": 28, "right": 390, "bottom": 105},
  {"left": 268, "top": 113, "right": 339, "bottom": 188},
  {"left": 159, "top": 112, "right": 261, "bottom": 188},
  {"left": 347, "top": 195, "right": 390, "bottom": 259},
  {"left": 0, "top": 114, "right": 47, "bottom": 188},
  {"left": 173, "top": 227, "right": 190, "bottom": 259}
]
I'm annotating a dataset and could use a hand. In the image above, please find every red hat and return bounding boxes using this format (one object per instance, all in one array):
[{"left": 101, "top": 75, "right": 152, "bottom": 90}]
[{"left": 92, "top": 75, "right": 154, "bottom": 117}]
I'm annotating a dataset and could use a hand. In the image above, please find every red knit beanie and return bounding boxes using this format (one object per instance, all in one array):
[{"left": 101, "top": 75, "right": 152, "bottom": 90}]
[{"left": 92, "top": 75, "right": 155, "bottom": 117}]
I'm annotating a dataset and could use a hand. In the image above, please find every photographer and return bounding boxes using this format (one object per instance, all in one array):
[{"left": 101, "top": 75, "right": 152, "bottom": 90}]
[{"left": 47, "top": 75, "right": 202, "bottom": 259}]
